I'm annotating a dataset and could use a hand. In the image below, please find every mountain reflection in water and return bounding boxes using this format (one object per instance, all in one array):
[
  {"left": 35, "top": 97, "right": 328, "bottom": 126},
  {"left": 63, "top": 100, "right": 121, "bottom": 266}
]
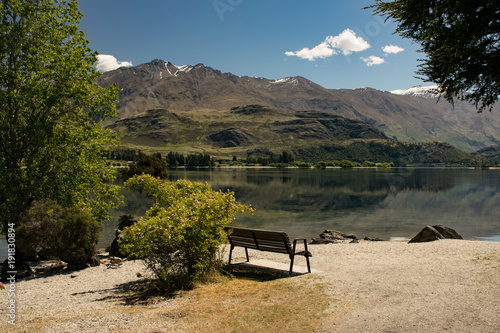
[
  {"left": 101, "top": 168, "right": 500, "bottom": 247},
  {"left": 4, "top": 168, "right": 498, "bottom": 261}
]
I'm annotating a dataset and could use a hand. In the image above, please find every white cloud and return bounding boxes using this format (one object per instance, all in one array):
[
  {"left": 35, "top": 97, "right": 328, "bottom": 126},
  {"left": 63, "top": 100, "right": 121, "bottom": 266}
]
[
  {"left": 285, "top": 28, "right": 370, "bottom": 61},
  {"left": 326, "top": 29, "right": 371, "bottom": 55},
  {"left": 96, "top": 54, "right": 133, "bottom": 72},
  {"left": 284, "top": 41, "right": 336, "bottom": 61},
  {"left": 382, "top": 45, "right": 404, "bottom": 54},
  {"left": 361, "top": 56, "right": 385, "bottom": 67}
]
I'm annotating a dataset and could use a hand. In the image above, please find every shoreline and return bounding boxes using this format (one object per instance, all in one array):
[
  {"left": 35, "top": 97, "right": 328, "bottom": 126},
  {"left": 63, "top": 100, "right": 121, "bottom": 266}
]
[
  {"left": 163, "top": 165, "right": 499, "bottom": 169},
  {"left": 2, "top": 234, "right": 500, "bottom": 263}
]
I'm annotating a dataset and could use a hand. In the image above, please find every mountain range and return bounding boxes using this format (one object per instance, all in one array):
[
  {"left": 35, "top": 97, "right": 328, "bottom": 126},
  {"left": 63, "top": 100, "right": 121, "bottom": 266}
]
[{"left": 97, "top": 59, "right": 500, "bottom": 162}]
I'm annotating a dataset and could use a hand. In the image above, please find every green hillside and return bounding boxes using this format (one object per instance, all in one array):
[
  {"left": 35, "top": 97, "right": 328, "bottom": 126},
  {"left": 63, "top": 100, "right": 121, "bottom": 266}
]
[{"left": 106, "top": 105, "right": 485, "bottom": 166}]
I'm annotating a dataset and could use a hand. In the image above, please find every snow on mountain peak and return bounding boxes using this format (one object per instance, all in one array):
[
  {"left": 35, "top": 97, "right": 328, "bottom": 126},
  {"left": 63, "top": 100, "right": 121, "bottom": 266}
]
[
  {"left": 158, "top": 61, "right": 195, "bottom": 78},
  {"left": 177, "top": 65, "right": 193, "bottom": 72},
  {"left": 391, "top": 85, "right": 440, "bottom": 98},
  {"left": 271, "top": 77, "right": 299, "bottom": 86}
]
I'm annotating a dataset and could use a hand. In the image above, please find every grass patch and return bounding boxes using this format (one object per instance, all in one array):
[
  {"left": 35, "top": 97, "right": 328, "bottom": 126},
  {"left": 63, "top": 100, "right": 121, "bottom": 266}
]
[
  {"left": 163, "top": 269, "right": 331, "bottom": 332},
  {"left": 12, "top": 269, "right": 339, "bottom": 332}
]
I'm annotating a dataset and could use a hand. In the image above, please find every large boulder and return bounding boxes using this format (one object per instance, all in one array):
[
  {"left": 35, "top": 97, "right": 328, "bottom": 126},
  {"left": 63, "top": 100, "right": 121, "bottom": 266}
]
[
  {"left": 311, "top": 230, "right": 387, "bottom": 244},
  {"left": 433, "top": 225, "right": 463, "bottom": 240},
  {"left": 106, "top": 216, "right": 137, "bottom": 258},
  {"left": 107, "top": 233, "right": 126, "bottom": 258},
  {"left": 311, "top": 230, "right": 357, "bottom": 244},
  {"left": 409, "top": 225, "right": 462, "bottom": 243}
]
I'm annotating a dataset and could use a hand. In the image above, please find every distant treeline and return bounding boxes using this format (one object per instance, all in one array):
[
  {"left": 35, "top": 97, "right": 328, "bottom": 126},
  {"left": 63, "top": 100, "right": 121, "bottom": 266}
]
[
  {"left": 243, "top": 151, "right": 294, "bottom": 166},
  {"left": 105, "top": 148, "right": 397, "bottom": 169},
  {"left": 165, "top": 152, "right": 214, "bottom": 167},
  {"left": 104, "top": 148, "right": 141, "bottom": 162},
  {"left": 105, "top": 149, "right": 214, "bottom": 167}
]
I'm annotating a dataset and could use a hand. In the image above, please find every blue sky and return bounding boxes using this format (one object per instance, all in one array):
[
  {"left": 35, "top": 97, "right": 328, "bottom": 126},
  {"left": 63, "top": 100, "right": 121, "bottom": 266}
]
[{"left": 79, "top": 0, "right": 428, "bottom": 91}]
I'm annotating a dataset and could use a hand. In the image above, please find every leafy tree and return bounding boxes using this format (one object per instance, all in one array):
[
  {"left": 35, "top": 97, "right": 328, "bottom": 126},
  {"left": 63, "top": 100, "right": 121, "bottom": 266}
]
[
  {"left": 278, "top": 151, "right": 294, "bottom": 164},
  {"left": 120, "top": 175, "right": 253, "bottom": 291},
  {"left": 121, "top": 153, "right": 168, "bottom": 180},
  {"left": 0, "top": 0, "right": 120, "bottom": 235},
  {"left": 166, "top": 151, "right": 186, "bottom": 167},
  {"left": 368, "top": 0, "right": 500, "bottom": 111}
]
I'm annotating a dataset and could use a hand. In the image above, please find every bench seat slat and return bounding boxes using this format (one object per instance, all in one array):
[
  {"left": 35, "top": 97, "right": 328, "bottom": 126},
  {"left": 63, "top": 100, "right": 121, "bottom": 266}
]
[{"left": 256, "top": 247, "right": 290, "bottom": 254}]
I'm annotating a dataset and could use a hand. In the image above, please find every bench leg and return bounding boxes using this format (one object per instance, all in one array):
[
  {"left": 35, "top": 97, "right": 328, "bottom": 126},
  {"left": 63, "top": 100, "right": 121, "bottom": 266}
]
[
  {"left": 291, "top": 239, "right": 312, "bottom": 275},
  {"left": 228, "top": 245, "right": 234, "bottom": 265},
  {"left": 228, "top": 246, "right": 250, "bottom": 265},
  {"left": 304, "top": 241, "right": 311, "bottom": 273}
]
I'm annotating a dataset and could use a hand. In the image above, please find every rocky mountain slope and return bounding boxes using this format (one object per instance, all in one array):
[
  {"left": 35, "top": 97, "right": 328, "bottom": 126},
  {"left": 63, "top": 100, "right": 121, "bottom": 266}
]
[{"left": 97, "top": 59, "right": 500, "bottom": 155}]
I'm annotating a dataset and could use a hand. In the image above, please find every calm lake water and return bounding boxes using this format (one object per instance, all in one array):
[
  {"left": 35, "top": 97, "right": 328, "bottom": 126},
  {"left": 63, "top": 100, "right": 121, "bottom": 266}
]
[
  {"left": 2, "top": 168, "right": 499, "bottom": 260},
  {"left": 101, "top": 167, "right": 500, "bottom": 247}
]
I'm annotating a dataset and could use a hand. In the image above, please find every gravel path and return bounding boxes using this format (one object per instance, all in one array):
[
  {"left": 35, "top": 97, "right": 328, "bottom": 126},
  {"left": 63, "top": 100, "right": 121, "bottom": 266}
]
[{"left": 1, "top": 239, "right": 499, "bottom": 332}]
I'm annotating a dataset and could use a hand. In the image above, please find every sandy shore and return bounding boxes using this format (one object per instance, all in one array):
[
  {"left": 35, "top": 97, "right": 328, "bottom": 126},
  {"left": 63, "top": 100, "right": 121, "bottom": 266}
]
[{"left": 1, "top": 239, "right": 499, "bottom": 332}]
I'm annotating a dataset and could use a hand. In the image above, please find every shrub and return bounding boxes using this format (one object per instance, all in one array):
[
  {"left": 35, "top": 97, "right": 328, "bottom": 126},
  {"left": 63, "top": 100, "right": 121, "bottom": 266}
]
[
  {"left": 120, "top": 175, "right": 253, "bottom": 291},
  {"left": 326, "top": 160, "right": 340, "bottom": 167},
  {"left": 314, "top": 161, "right": 327, "bottom": 169},
  {"left": 291, "top": 161, "right": 312, "bottom": 168},
  {"left": 339, "top": 160, "right": 360, "bottom": 168},
  {"left": 16, "top": 200, "right": 101, "bottom": 270}
]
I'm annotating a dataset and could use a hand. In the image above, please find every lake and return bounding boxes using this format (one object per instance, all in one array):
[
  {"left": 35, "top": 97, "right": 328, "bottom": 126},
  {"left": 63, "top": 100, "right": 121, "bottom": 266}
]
[
  {"left": 2, "top": 168, "right": 499, "bottom": 260},
  {"left": 101, "top": 167, "right": 500, "bottom": 247}
]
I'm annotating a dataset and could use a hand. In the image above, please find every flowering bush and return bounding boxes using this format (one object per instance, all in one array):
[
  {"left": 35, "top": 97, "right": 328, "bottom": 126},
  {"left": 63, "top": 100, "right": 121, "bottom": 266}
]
[{"left": 120, "top": 174, "right": 253, "bottom": 291}]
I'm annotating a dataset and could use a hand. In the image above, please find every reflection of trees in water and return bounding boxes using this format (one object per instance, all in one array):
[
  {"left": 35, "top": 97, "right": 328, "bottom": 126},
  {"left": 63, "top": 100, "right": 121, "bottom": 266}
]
[
  {"left": 391, "top": 168, "right": 456, "bottom": 192},
  {"left": 109, "top": 169, "right": 482, "bottom": 220},
  {"left": 101, "top": 168, "right": 500, "bottom": 243},
  {"left": 222, "top": 184, "right": 389, "bottom": 212},
  {"left": 206, "top": 169, "right": 461, "bottom": 213}
]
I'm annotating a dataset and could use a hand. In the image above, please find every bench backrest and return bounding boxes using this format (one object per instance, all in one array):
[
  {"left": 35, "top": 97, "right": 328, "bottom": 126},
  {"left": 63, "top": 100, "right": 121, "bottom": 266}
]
[{"left": 225, "top": 226, "right": 293, "bottom": 255}]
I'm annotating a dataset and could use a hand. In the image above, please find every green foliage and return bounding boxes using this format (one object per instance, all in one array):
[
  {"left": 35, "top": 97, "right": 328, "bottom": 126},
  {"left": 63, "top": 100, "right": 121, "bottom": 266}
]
[
  {"left": 120, "top": 175, "right": 253, "bottom": 291},
  {"left": 166, "top": 151, "right": 213, "bottom": 168},
  {"left": 16, "top": 200, "right": 100, "bottom": 270},
  {"left": 105, "top": 148, "right": 140, "bottom": 162},
  {"left": 186, "top": 153, "right": 213, "bottom": 167},
  {"left": 326, "top": 160, "right": 340, "bottom": 166},
  {"left": 314, "top": 161, "right": 327, "bottom": 169},
  {"left": 122, "top": 153, "right": 167, "bottom": 180},
  {"left": 293, "top": 140, "right": 483, "bottom": 167},
  {"left": 339, "top": 160, "right": 360, "bottom": 168},
  {"left": 166, "top": 151, "right": 186, "bottom": 167},
  {"left": 278, "top": 151, "right": 294, "bottom": 164},
  {"left": 368, "top": 0, "right": 500, "bottom": 112},
  {"left": 291, "top": 161, "right": 312, "bottom": 168},
  {"left": 363, "top": 161, "right": 376, "bottom": 167},
  {"left": 0, "top": 0, "right": 121, "bottom": 234}
]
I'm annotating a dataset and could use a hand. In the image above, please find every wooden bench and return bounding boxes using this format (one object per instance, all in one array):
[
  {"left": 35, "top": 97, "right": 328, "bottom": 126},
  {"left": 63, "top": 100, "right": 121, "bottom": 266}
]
[{"left": 225, "top": 226, "right": 312, "bottom": 275}]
